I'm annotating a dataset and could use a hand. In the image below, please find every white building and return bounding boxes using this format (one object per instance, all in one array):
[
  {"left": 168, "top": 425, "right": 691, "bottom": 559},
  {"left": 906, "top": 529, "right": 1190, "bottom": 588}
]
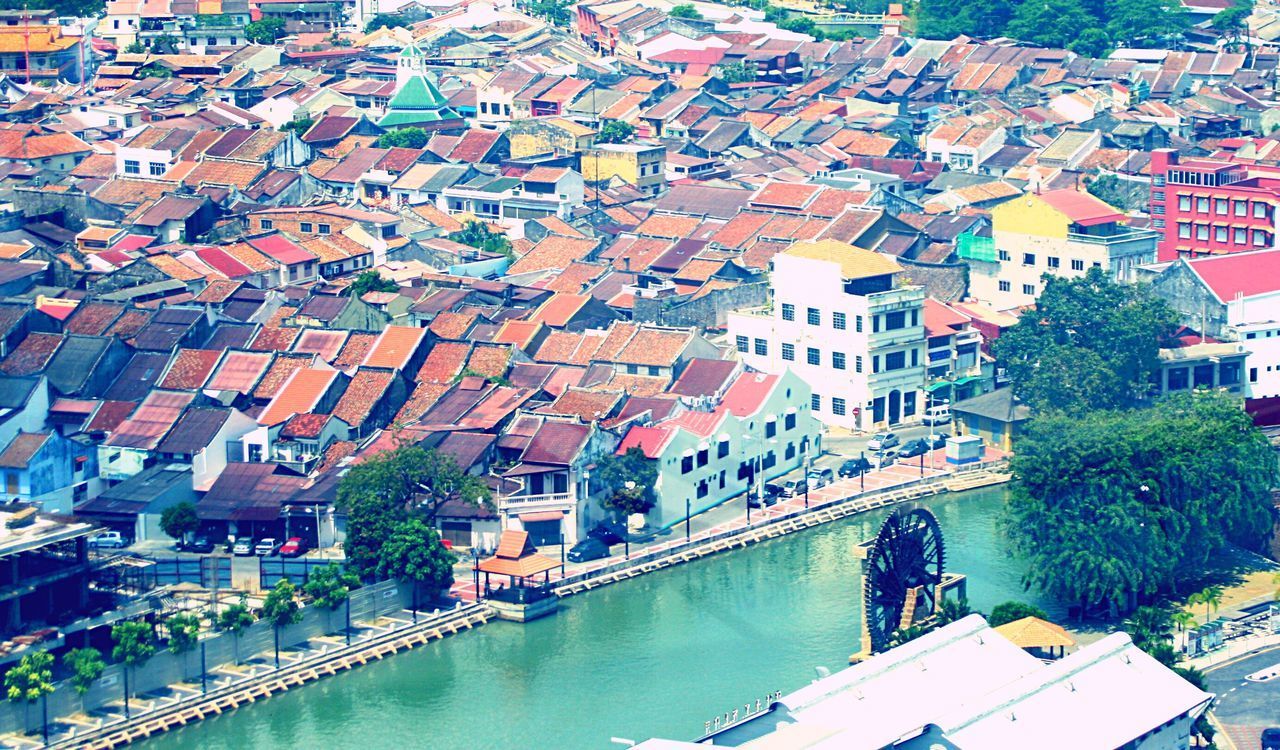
[
  {"left": 634, "top": 614, "right": 1213, "bottom": 750},
  {"left": 923, "top": 123, "right": 1006, "bottom": 173},
  {"left": 728, "top": 239, "right": 926, "bottom": 431}
]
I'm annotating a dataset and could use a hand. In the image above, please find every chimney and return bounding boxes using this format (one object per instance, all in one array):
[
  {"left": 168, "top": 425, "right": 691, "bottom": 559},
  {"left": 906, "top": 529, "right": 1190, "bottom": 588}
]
[{"left": 623, "top": 256, "right": 631, "bottom": 272}]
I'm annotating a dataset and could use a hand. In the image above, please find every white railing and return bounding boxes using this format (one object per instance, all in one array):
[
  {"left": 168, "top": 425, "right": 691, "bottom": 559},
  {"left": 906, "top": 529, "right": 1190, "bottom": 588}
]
[{"left": 499, "top": 492, "right": 575, "bottom": 510}]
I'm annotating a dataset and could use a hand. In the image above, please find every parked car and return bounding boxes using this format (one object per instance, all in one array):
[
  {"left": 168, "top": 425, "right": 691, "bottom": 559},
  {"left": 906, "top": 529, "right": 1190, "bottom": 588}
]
[
  {"left": 255, "top": 538, "right": 281, "bottom": 556},
  {"left": 1262, "top": 728, "right": 1280, "bottom": 750},
  {"left": 779, "top": 478, "right": 808, "bottom": 497},
  {"left": 926, "top": 433, "right": 949, "bottom": 450},
  {"left": 89, "top": 531, "right": 126, "bottom": 549},
  {"left": 232, "top": 537, "right": 255, "bottom": 556},
  {"left": 807, "top": 467, "right": 834, "bottom": 488},
  {"left": 870, "top": 451, "right": 897, "bottom": 469},
  {"left": 567, "top": 537, "right": 610, "bottom": 563},
  {"left": 897, "top": 438, "right": 931, "bottom": 458},
  {"left": 922, "top": 404, "right": 951, "bottom": 425},
  {"left": 183, "top": 535, "right": 214, "bottom": 554},
  {"left": 278, "top": 537, "right": 307, "bottom": 557},
  {"left": 589, "top": 521, "right": 627, "bottom": 547},
  {"left": 838, "top": 457, "right": 872, "bottom": 478},
  {"left": 866, "top": 432, "right": 899, "bottom": 451},
  {"left": 749, "top": 483, "right": 782, "bottom": 508}
]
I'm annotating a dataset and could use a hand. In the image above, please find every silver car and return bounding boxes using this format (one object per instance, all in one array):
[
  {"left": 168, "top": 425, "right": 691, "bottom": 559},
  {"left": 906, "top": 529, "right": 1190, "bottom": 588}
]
[{"left": 867, "top": 432, "right": 899, "bottom": 451}]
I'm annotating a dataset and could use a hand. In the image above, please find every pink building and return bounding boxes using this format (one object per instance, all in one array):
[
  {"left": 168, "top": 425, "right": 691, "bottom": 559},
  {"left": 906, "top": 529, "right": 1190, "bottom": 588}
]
[{"left": 1149, "top": 149, "right": 1280, "bottom": 261}]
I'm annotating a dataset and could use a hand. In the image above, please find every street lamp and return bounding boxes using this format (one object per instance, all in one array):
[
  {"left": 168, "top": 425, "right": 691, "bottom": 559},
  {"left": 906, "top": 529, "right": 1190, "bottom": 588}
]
[
  {"left": 803, "top": 442, "right": 811, "bottom": 509},
  {"left": 685, "top": 498, "right": 691, "bottom": 543},
  {"left": 623, "top": 480, "right": 634, "bottom": 560}
]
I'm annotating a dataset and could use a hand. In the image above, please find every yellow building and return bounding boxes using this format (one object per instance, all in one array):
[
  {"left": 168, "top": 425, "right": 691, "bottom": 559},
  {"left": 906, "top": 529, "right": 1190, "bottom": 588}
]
[
  {"left": 580, "top": 143, "right": 666, "bottom": 196},
  {"left": 506, "top": 117, "right": 596, "bottom": 160}
]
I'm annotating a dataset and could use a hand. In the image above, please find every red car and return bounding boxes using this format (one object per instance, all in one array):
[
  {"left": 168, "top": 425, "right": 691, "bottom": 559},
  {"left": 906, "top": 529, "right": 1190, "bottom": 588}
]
[{"left": 278, "top": 537, "right": 307, "bottom": 557}]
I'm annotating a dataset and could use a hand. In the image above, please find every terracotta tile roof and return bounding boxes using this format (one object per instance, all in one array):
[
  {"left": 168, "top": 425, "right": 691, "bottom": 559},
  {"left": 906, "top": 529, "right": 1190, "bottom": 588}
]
[
  {"left": 292, "top": 329, "right": 348, "bottom": 363},
  {"left": 533, "top": 330, "right": 608, "bottom": 366},
  {"left": 181, "top": 159, "right": 264, "bottom": 189},
  {"left": 146, "top": 253, "right": 207, "bottom": 283},
  {"left": 465, "top": 342, "right": 511, "bottom": 379},
  {"left": 252, "top": 353, "right": 314, "bottom": 400},
  {"left": 0, "top": 333, "right": 63, "bottom": 375},
  {"left": 595, "top": 373, "right": 670, "bottom": 397},
  {"left": 612, "top": 327, "right": 690, "bottom": 367},
  {"left": 543, "top": 261, "right": 607, "bottom": 295},
  {"left": 220, "top": 241, "right": 278, "bottom": 273},
  {"left": 259, "top": 367, "right": 339, "bottom": 426},
  {"left": 85, "top": 399, "right": 136, "bottom": 434},
  {"left": 265, "top": 305, "right": 297, "bottom": 328},
  {"left": 594, "top": 323, "right": 638, "bottom": 362},
  {"left": 416, "top": 341, "right": 470, "bottom": 382},
  {"left": 106, "top": 309, "right": 153, "bottom": 340},
  {"left": 361, "top": 325, "right": 426, "bottom": 370},
  {"left": 428, "top": 311, "right": 476, "bottom": 340},
  {"left": 333, "top": 332, "right": 377, "bottom": 369},
  {"left": 193, "top": 279, "right": 242, "bottom": 304},
  {"left": 540, "top": 387, "right": 622, "bottom": 422},
  {"left": 159, "top": 348, "right": 221, "bottom": 390},
  {"left": 506, "top": 235, "right": 597, "bottom": 276},
  {"left": 0, "top": 431, "right": 51, "bottom": 469},
  {"left": 205, "top": 350, "right": 272, "bottom": 394},
  {"left": 318, "top": 439, "right": 358, "bottom": 472},
  {"left": 394, "top": 380, "right": 452, "bottom": 425},
  {"left": 65, "top": 302, "right": 125, "bottom": 336},
  {"left": 332, "top": 368, "right": 395, "bottom": 427},
  {"left": 248, "top": 325, "right": 301, "bottom": 352},
  {"left": 280, "top": 412, "right": 330, "bottom": 439}
]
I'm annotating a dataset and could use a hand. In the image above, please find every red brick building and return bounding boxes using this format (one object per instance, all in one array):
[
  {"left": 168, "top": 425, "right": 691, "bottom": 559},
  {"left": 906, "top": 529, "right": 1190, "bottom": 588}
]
[{"left": 1149, "top": 148, "right": 1280, "bottom": 261}]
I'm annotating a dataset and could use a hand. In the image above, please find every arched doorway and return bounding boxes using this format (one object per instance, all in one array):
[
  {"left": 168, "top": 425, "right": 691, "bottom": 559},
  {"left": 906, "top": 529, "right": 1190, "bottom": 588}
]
[{"left": 888, "top": 390, "right": 901, "bottom": 425}]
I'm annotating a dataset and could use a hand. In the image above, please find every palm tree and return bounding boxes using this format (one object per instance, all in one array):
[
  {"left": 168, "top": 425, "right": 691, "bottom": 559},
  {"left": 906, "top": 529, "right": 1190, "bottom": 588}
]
[
  {"left": 1272, "top": 571, "right": 1280, "bottom": 601},
  {"left": 1194, "top": 585, "right": 1224, "bottom": 623},
  {"left": 1171, "top": 610, "right": 1197, "bottom": 650}
]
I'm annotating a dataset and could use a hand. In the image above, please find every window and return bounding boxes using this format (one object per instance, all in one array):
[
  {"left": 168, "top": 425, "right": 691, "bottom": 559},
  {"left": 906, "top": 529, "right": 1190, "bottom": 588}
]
[
  {"left": 697, "top": 448, "right": 708, "bottom": 467},
  {"left": 735, "top": 335, "right": 748, "bottom": 353},
  {"left": 1047, "top": 256, "right": 1060, "bottom": 269},
  {"left": 1235, "top": 227, "right": 1248, "bottom": 244},
  {"left": 1250, "top": 367, "right": 1259, "bottom": 383},
  {"left": 1196, "top": 224, "right": 1209, "bottom": 241},
  {"left": 1256, "top": 230, "right": 1270, "bottom": 247},
  {"left": 1071, "top": 259, "right": 1085, "bottom": 271},
  {"left": 811, "top": 394, "right": 820, "bottom": 411},
  {"left": 855, "top": 316, "right": 863, "bottom": 333},
  {"left": 318, "top": 224, "right": 330, "bottom": 235},
  {"left": 1167, "top": 367, "right": 1188, "bottom": 390},
  {"left": 872, "top": 315, "right": 880, "bottom": 333},
  {"left": 872, "top": 355, "right": 879, "bottom": 373},
  {"left": 784, "top": 412, "right": 796, "bottom": 430},
  {"left": 885, "top": 351, "right": 906, "bottom": 370},
  {"left": 885, "top": 311, "right": 906, "bottom": 330},
  {"left": 998, "top": 249, "right": 1011, "bottom": 261},
  {"left": 681, "top": 455, "right": 693, "bottom": 473},
  {"left": 1022, "top": 283, "right": 1035, "bottom": 296},
  {"left": 1022, "top": 253, "right": 1036, "bottom": 266},
  {"left": 1235, "top": 200, "right": 1247, "bottom": 216},
  {"left": 148, "top": 162, "right": 164, "bottom": 176},
  {"left": 648, "top": 366, "right": 661, "bottom": 376},
  {"left": 806, "top": 347, "right": 820, "bottom": 366},
  {"left": 754, "top": 338, "right": 768, "bottom": 356},
  {"left": 124, "top": 159, "right": 140, "bottom": 175},
  {"left": 833, "top": 312, "right": 846, "bottom": 330},
  {"left": 807, "top": 307, "right": 820, "bottom": 326},
  {"left": 832, "top": 352, "right": 846, "bottom": 370},
  {"left": 718, "top": 440, "right": 730, "bottom": 458},
  {"left": 855, "top": 355, "right": 863, "bottom": 373},
  {"left": 1177, "top": 223, "right": 1191, "bottom": 239},
  {"left": 1178, "top": 195, "right": 1191, "bottom": 210},
  {"left": 1255, "top": 202, "right": 1270, "bottom": 219},
  {"left": 261, "top": 219, "right": 274, "bottom": 230},
  {"left": 832, "top": 398, "right": 846, "bottom": 416},
  {"left": 1196, "top": 197, "right": 1209, "bottom": 213},
  {"left": 1215, "top": 198, "right": 1228, "bottom": 214},
  {"left": 765, "top": 420, "right": 776, "bottom": 439},
  {"left": 781, "top": 303, "right": 795, "bottom": 321},
  {"left": 781, "top": 343, "right": 795, "bottom": 361},
  {"left": 911, "top": 348, "right": 919, "bottom": 366},
  {"left": 300, "top": 222, "right": 313, "bottom": 233},
  {"left": 1215, "top": 226, "right": 1228, "bottom": 242},
  {"left": 998, "top": 280, "right": 1011, "bottom": 292}
]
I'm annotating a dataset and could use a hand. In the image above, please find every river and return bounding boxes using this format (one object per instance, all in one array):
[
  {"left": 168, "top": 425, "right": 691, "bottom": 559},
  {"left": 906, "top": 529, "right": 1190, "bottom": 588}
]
[{"left": 139, "top": 486, "right": 1054, "bottom": 749}]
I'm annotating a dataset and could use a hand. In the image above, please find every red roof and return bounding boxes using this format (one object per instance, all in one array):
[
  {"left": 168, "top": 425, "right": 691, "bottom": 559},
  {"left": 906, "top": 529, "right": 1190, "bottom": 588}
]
[
  {"left": 195, "top": 247, "right": 256, "bottom": 278},
  {"left": 720, "top": 371, "right": 776, "bottom": 417},
  {"left": 923, "top": 298, "right": 971, "bottom": 339},
  {"left": 246, "top": 234, "right": 316, "bottom": 265},
  {"left": 615, "top": 424, "right": 673, "bottom": 459},
  {"left": 1037, "top": 189, "right": 1125, "bottom": 227},
  {"left": 1187, "top": 249, "right": 1280, "bottom": 302}
]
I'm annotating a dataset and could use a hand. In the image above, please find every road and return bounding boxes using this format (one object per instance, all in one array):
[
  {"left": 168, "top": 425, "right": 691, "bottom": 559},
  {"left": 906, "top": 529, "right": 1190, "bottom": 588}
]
[
  {"left": 1207, "top": 647, "right": 1280, "bottom": 750},
  {"left": 822, "top": 422, "right": 953, "bottom": 459}
]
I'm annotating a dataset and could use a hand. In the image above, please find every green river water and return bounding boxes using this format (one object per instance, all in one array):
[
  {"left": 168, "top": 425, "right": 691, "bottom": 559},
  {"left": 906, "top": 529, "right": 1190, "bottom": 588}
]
[{"left": 139, "top": 486, "right": 1053, "bottom": 750}]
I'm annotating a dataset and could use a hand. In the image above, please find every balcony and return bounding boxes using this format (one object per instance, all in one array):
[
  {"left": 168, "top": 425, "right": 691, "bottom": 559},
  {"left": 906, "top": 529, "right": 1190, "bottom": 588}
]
[
  {"left": 865, "top": 286, "right": 925, "bottom": 311},
  {"left": 499, "top": 492, "right": 575, "bottom": 512},
  {"left": 1067, "top": 227, "right": 1159, "bottom": 258}
]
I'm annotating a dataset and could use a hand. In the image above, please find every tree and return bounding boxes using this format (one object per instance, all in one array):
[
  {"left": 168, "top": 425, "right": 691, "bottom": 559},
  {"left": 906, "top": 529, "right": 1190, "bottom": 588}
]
[
  {"left": 261, "top": 580, "right": 303, "bottom": 669},
  {"left": 303, "top": 563, "right": 361, "bottom": 632},
  {"left": 1005, "top": 392, "right": 1277, "bottom": 616},
  {"left": 364, "top": 13, "right": 410, "bottom": 31},
  {"left": 138, "top": 63, "right": 173, "bottom": 79},
  {"left": 1068, "top": 28, "right": 1111, "bottom": 58},
  {"left": 527, "top": 0, "right": 571, "bottom": 25},
  {"left": 992, "top": 267, "right": 1177, "bottom": 413},
  {"left": 349, "top": 270, "right": 398, "bottom": 298},
  {"left": 450, "top": 221, "right": 515, "bottom": 260},
  {"left": 1086, "top": 174, "right": 1146, "bottom": 211},
  {"left": 670, "top": 3, "right": 702, "bottom": 18},
  {"left": 63, "top": 648, "right": 105, "bottom": 705},
  {"left": 1006, "top": 0, "right": 1100, "bottom": 50},
  {"left": 1189, "top": 585, "right": 1224, "bottom": 623},
  {"left": 279, "top": 117, "right": 313, "bottom": 136},
  {"left": 165, "top": 613, "right": 200, "bottom": 655},
  {"left": 112, "top": 621, "right": 156, "bottom": 718},
  {"left": 1106, "top": 0, "right": 1189, "bottom": 47},
  {"left": 244, "top": 16, "right": 286, "bottom": 44},
  {"left": 597, "top": 120, "right": 636, "bottom": 144},
  {"left": 719, "top": 61, "right": 756, "bottom": 84},
  {"left": 917, "top": 0, "right": 1013, "bottom": 40},
  {"left": 124, "top": 40, "right": 146, "bottom": 54},
  {"left": 215, "top": 598, "right": 256, "bottom": 665},
  {"left": 987, "top": 600, "right": 1049, "bottom": 627},
  {"left": 374, "top": 518, "right": 456, "bottom": 600},
  {"left": 1212, "top": 0, "right": 1252, "bottom": 35},
  {"left": 376, "top": 127, "right": 429, "bottom": 149},
  {"left": 336, "top": 444, "right": 489, "bottom": 580},
  {"left": 159, "top": 502, "right": 199, "bottom": 545},
  {"left": 5, "top": 650, "right": 53, "bottom": 740},
  {"left": 593, "top": 446, "right": 658, "bottom": 516}
]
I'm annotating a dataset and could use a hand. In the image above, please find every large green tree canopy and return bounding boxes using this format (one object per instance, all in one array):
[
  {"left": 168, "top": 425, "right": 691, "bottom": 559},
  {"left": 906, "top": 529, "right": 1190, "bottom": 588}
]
[
  {"left": 1005, "top": 392, "right": 1277, "bottom": 613},
  {"left": 917, "top": 0, "right": 1188, "bottom": 53},
  {"left": 992, "top": 267, "right": 1177, "bottom": 413}
]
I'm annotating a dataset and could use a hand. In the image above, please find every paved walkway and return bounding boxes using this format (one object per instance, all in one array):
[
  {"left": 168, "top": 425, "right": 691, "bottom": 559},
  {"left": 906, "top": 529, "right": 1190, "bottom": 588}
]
[{"left": 450, "top": 448, "right": 1004, "bottom": 602}]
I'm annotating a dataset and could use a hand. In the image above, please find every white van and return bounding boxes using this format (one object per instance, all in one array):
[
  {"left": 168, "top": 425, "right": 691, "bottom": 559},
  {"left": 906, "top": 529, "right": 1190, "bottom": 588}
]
[{"left": 923, "top": 404, "right": 951, "bottom": 425}]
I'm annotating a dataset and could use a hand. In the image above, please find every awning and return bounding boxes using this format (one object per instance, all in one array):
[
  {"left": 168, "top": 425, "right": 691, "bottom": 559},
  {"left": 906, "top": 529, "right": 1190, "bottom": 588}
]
[
  {"left": 502, "top": 462, "right": 559, "bottom": 477},
  {"left": 953, "top": 375, "right": 985, "bottom": 386},
  {"left": 926, "top": 381, "right": 953, "bottom": 392},
  {"left": 519, "top": 511, "right": 566, "bottom": 523}
]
